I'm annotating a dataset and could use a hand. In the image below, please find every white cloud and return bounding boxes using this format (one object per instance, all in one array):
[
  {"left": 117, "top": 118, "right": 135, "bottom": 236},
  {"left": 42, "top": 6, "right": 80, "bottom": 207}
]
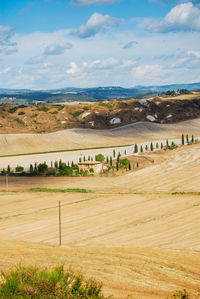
[
  {"left": 148, "top": 2, "right": 200, "bottom": 32},
  {"left": 43, "top": 42, "right": 72, "bottom": 55},
  {"left": 66, "top": 62, "right": 79, "bottom": 74},
  {"left": 71, "top": 0, "right": 120, "bottom": 6},
  {"left": 71, "top": 12, "right": 120, "bottom": 38}
]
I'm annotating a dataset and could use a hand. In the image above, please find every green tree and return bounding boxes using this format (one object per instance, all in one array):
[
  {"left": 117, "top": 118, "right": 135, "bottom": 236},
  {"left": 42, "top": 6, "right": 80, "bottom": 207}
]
[
  {"left": 191, "top": 134, "right": 194, "bottom": 143},
  {"left": 38, "top": 163, "right": 48, "bottom": 174},
  {"left": 7, "top": 165, "right": 11, "bottom": 174},
  {"left": 145, "top": 145, "right": 148, "bottom": 151},
  {"left": 116, "top": 162, "right": 119, "bottom": 171},
  {"left": 54, "top": 161, "right": 58, "bottom": 169},
  {"left": 128, "top": 162, "right": 131, "bottom": 171},
  {"left": 79, "top": 157, "right": 82, "bottom": 163},
  {"left": 83, "top": 156, "right": 86, "bottom": 162},
  {"left": 140, "top": 145, "right": 143, "bottom": 153},
  {"left": 166, "top": 139, "right": 169, "bottom": 147},
  {"left": 113, "top": 149, "right": 115, "bottom": 158},
  {"left": 95, "top": 154, "right": 105, "bottom": 162},
  {"left": 156, "top": 142, "right": 158, "bottom": 149},
  {"left": 106, "top": 156, "right": 109, "bottom": 164},
  {"left": 186, "top": 134, "right": 189, "bottom": 143},
  {"left": 182, "top": 134, "right": 184, "bottom": 145},
  {"left": 88, "top": 155, "right": 91, "bottom": 161},
  {"left": 15, "top": 166, "right": 24, "bottom": 172},
  {"left": 150, "top": 142, "right": 154, "bottom": 151},
  {"left": 110, "top": 156, "right": 113, "bottom": 166},
  {"left": 134, "top": 144, "right": 138, "bottom": 153},
  {"left": 120, "top": 158, "right": 130, "bottom": 170},
  {"left": 29, "top": 164, "right": 34, "bottom": 174},
  {"left": 161, "top": 142, "right": 163, "bottom": 149},
  {"left": 124, "top": 150, "right": 127, "bottom": 155}
]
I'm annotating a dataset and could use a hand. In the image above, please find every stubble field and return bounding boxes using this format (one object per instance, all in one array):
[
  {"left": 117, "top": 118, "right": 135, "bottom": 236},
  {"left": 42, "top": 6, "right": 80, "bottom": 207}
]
[{"left": 1, "top": 137, "right": 200, "bottom": 298}]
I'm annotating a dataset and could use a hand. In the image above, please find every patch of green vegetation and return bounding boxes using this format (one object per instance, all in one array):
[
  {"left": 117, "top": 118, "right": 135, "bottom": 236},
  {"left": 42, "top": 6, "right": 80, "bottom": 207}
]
[
  {"left": 98, "top": 102, "right": 113, "bottom": 109},
  {"left": 0, "top": 265, "right": 108, "bottom": 299},
  {"left": 14, "top": 118, "right": 25, "bottom": 126},
  {"left": 50, "top": 110, "right": 58, "bottom": 114},
  {"left": 36, "top": 106, "right": 49, "bottom": 112},
  {"left": 18, "top": 111, "right": 25, "bottom": 115},
  {"left": 0, "top": 143, "right": 133, "bottom": 158},
  {"left": 28, "top": 188, "right": 93, "bottom": 193},
  {"left": 83, "top": 106, "right": 89, "bottom": 111},
  {"left": 8, "top": 107, "right": 18, "bottom": 114},
  {"left": 30, "top": 113, "right": 38, "bottom": 118},
  {"left": 70, "top": 110, "right": 84, "bottom": 118},
  {"left": 0, "top": 123, "right": 3, "bottom": 127}
]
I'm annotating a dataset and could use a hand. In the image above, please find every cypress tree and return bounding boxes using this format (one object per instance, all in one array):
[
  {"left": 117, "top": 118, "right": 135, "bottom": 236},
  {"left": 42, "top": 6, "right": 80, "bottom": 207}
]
[
  {"left": 54, "top": 161, "right": 58, "bottom": 169},
  {"left": 83, "top": 156, "right": 86, "bottom": 162},
  {"left": 150, "top": 142, "right": 154, "bottom": 151},
  {"left": 182, "top": 134, "right": 184, "bottom": 145},
  {"left": 156, "top": 142, "right": 158, "bottom": 149},
  {"left": 140, "top": 145, "right": 143, "bottom": 153},
  {"left": 110, "top": 156, "right": 113, "bottom": 166},
  {"left": 113, "top": 149, "right": 115, "bottom": 158},
  {"left": 161, "top": 142, "right": 163, "bottom": 149},
  {"left": 106, "top": 156, "right": 109, "bottom": 164},
  {"left": 59, "top": 159, "right": 62, "bottom": 169},
  {"left": 137, "top": 162, "right": 139, "bottom": 168},
  {"left": 128, "top": 162, "right": 131, "bottom": 171},
  {"left": 166, "top": 139, "right": 169, "bottom": 148},
  {"left": 79, "top": 157, "right": 82, "bottom": 162},
  {"left": 134, "top": 144, "right": 138, "bottom": 153},
  {"left": 91, "top": 157, "right": 93, "bottom": 161},
  {"left": 88, "top": 155, "right": 91, "bottom": 161},
  {"left": 186, "top": 134, "right": 189, "bottom": 143},
  {"left": 145, "top": 144, "right": 148, "bottom": 151},
  {"left": 116, "top": 162, "right": 119, "bottom": 171},
  {"left": 191, "top": 134, "right": 194, "bottom": 143},
  {"left": 124, "top": 150, "right": 127, "bottom": 155},
  {"left": 30, "top": 164, "right": 33, "bottom": 174}
]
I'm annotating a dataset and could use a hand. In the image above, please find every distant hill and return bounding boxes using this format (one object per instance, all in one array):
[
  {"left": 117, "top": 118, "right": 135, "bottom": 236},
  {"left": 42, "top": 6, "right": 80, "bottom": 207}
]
[{"left": 0, "top": 82, "right": 200, "bottom": 105}]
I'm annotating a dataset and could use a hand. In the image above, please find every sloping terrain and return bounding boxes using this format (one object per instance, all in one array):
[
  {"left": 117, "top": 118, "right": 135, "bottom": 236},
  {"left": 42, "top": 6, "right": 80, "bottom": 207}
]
[
  {"left": 1, "top": 144, "right": 200, "bottom": 298},
  {"left": 1, "top": 118, "right": 200, "bottom": 156},
  {"left": 0, "top": 93, "right": 200, "bottom": 134}
]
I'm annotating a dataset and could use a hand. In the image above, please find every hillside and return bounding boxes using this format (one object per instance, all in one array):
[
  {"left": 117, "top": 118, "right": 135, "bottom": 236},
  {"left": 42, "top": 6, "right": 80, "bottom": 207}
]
[
  {"left": 0, "top": 93, "right": 200, "bottom": 134},
  {"left": 1, "top": 144, "right": 200, "bottom": 298}
]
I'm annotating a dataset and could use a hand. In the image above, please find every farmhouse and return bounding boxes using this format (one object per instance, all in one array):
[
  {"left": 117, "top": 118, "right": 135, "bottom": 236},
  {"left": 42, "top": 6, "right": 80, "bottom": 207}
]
[{"left": 78, "top": 161, "right": 103, "bottom": 174}]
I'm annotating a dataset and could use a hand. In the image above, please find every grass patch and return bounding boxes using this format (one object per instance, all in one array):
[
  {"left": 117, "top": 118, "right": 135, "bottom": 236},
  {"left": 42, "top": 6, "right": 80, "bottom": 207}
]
[
  {"left": 14, "top": 118, "right": 25, "bottom": 126},
  {"left": 0, "top": 265, "right": 109, "bottom": 298},
  {"left": 70, "top": 110, "right": 84, "bottom": 118},
  {"left": 0, "top": 144, "right": 133, "bottom": 158},
  {"left": 28, "top": 188, "right": 94, "bottom": 193}
]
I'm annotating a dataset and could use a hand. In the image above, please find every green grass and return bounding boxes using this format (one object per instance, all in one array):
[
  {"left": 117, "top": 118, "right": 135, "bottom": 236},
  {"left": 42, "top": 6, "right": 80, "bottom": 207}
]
[
  {"left": 0, "top": 143, "right": 133, "bottom": 158},
  {"left": 28, "top": 188, "right": 94, "bottom": 193},
  {"left": 0, "top": 265, "right": 110, "bottom": 298}
]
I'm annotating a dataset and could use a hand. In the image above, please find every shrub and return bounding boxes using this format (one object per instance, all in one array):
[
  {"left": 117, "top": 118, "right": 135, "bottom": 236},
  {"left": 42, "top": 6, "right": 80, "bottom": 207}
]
[
  {"left": 15, "top": 166, "right": 24, "bottom": 173},
  {"left": 14, "top": 118, "right": 25, "bottom": 126},
  {"left": 0, "top": 265, "right": 109, "bottom": 298},
  {"left": 70, "top": 110, "right": 83, "bottom": 118},
  {"left": 18, "top": 111, "right": 25, "bottom": 115}
]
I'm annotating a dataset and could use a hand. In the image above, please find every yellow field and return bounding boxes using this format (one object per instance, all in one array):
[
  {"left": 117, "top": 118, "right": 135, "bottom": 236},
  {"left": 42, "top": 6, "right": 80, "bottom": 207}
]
[{"left": 1, "top": 139, "right": 200, "bottom": 298}]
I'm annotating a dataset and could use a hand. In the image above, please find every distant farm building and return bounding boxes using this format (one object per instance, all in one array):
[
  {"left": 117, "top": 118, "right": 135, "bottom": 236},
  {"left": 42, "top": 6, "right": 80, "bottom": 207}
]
[{"left": 78, "top": 161, "right": 103, "bottom": 174}]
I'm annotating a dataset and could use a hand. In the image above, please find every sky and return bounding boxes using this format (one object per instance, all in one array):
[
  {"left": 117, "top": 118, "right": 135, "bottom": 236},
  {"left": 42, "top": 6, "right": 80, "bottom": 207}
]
[{"left": 0, "top": 0, "right": 199, "bottom": 89}]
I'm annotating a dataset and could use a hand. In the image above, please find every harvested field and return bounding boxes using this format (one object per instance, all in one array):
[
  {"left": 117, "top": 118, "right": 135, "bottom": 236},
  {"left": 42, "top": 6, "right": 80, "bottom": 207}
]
[
  {"left": 1, "top": 143, "right": 200, "bottom": 297},
  {"left": 1, "top": 118, "right": 200, "bottom": 155}
]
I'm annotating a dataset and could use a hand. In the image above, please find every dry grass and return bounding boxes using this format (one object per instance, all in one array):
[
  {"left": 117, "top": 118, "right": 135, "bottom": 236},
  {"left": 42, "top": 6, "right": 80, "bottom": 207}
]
[{"left": 1, "top": 137, "right": 200, "bottom": 297}]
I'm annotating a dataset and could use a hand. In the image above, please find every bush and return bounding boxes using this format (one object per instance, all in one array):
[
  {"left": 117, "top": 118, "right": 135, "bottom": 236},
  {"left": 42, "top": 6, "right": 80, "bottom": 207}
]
[
  {"left": 70, "top": 110, "right": 83, "bottom": 118},
  {"left": 0, "top": 265, "right": 109, "bottom": 298},
  {"left": 18, "top": 111, "right": 25, "bottom": 115}
]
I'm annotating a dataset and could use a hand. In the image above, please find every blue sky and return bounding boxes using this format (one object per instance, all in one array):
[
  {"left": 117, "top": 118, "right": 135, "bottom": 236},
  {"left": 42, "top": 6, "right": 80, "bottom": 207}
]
[{"left": 0, "top": 0, "right": 199, "bottom": 89}]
